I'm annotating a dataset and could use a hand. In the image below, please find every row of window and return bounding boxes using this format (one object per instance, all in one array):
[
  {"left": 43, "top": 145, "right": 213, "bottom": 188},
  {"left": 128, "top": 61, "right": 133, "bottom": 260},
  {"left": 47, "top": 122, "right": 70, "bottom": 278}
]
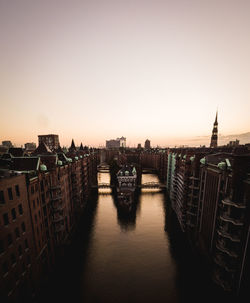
[
  {"left": 2, "top": 204, "right": 23, "bottom": 225},
  {"left": 0, "top": 224, "right": 27, "bottom": 255},
  {"left": 2, "top": 249, "right": 31, "bottom": 276},
  {"left": 30, "top": 179, "right": 49, "bottom": 195},
  {"left": 0, "top": 185, "right": 20, "bottom": 204}
]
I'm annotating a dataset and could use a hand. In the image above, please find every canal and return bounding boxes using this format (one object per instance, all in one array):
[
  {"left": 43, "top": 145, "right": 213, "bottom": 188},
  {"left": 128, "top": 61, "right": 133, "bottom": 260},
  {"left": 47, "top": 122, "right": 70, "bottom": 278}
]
[{"left": 40, "top": 172, "right": 228, "bottom": 303}]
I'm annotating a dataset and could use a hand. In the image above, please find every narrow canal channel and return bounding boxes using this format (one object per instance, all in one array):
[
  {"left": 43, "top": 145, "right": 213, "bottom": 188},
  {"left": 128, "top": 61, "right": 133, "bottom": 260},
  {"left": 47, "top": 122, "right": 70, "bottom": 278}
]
[{"left": 40, "top": 172, "right": 228, "bottom": 303}]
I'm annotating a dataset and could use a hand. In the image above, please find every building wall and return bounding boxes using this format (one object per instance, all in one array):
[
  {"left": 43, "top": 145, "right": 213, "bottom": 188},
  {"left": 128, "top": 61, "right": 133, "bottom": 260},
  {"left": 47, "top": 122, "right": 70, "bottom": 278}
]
[{"left": 0, "top": 174, "right": 35, "bottom": 302}]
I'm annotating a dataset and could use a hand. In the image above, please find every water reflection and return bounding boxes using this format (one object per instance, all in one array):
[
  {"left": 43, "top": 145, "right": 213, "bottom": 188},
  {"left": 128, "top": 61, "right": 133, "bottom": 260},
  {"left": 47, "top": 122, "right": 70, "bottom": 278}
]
[
  {"left": 40, "top": 172, "right": 229, "bottom": 303},
  {"left": 112, "top": 193, "right": 139, "bottom": 232}
]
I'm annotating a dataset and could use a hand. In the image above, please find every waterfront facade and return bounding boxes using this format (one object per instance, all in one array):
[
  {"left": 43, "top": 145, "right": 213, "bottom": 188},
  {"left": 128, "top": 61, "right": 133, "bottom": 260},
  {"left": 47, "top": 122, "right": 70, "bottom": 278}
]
[
  {"left": 166, "top": 146, "right": 250, "bottom": 296},
  {"left": 0, "top": 141, "right": 98, "bottom": 302}
]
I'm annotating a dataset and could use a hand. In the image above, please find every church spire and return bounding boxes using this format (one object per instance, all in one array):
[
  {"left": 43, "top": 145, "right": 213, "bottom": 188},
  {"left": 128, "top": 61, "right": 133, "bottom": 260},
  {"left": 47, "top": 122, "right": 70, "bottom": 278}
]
[
  {"left": 69, "top": 139, "right": 76, "bottom": 151},
  {"left": 210, "top": 111, "right": 218, "bottom": 148}
]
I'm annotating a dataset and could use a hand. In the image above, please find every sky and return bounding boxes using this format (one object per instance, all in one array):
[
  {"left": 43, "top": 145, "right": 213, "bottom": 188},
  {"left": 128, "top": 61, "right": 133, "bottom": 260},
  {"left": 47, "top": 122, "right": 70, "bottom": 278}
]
[{"left": 0, "top": 0, "right": 250, "bottom": 147}]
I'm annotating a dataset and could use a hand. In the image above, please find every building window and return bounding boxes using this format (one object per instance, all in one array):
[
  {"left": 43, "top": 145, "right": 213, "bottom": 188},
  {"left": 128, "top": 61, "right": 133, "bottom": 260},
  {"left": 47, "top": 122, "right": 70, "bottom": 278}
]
[
  {"left": 0, "top": 240, "right": 4, "bottom": 254},
  {"left": 2, "top": 261, "right": 8, "bottom": 275},
  {"left": 8, "top": 188, "right": 13, "bottom": 200},
  {"left": 3, "top": 213, "right": 9, "bottom": 225},
  {"left": 40, "top": 181, "right": 44, "bottom": 191},
  {"left": 37, "top": 198, "right": 39, "bottom": 206},
  {"left": 35, "top": 214, "right": 37, "bottom": 223},
  {"left": 18, "top": 204, "right": 23, "bottom": 215},
  {"left": 7, "top": 234, "right": 13, "bottom": 246},
  {"left": 38, "top": 210, "right": 41, "bottom": 218},
  {"left": 11, "top": 253, "right": 16, "bottom": 265},
  {"left": 33, "top": 200, "right": 35, "bottom": 209},
  {"left": 27, "top": 255, "right": 31, "bottom": 265},
  {"left": 41, "top": 194, "right": 45, "bottom": 205},
  {"left": 0, "top": 190, "right": 5, "bottom": 204},
  {"left": 21, "top": 222, "right": 26, "bottom": 233},
  {"left": 43, "top": 206, "right": 47, "bottom": 217},
  {"left": 18, "top": 245, "right": 22, "bottom": 256},
  {"left": 25, "top": 239, "right": 29, "bottom": 249},
  {"left": 15, "top": 185, "right": 20, "bottom": 197},
  {"left": 15, "top": 227, "right": 20, "bottom": 238},
  {"left": 31, "top": 186, "right": 34, "bottom": 194},
  {"left": 35, "top": 184, "right": 38, "bottom": 192},
  {"left": 11, "top": 208, "right": 16, "bottom": 220}
]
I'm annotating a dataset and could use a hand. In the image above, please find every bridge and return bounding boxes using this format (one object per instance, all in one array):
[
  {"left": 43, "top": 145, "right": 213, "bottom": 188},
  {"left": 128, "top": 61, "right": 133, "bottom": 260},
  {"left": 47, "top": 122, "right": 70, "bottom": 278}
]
[
  {"left": 93, "top": 182, "right": 166, "bottom": 189},
  {"left": 138, "top": 182, "right": 166, "bottom": 189},
  {"left": 97, "top": 164, "right": 110, "bottom": 172},
  {"left": 92, "top": 183, "right": 114, "bottom": 189}
]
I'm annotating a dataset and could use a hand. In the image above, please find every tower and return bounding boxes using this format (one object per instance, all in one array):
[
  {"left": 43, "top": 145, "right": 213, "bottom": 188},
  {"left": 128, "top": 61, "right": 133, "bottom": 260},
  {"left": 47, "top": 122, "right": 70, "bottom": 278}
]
[{"left": 210, "top": 111, "right": 218, "bottom": 148}]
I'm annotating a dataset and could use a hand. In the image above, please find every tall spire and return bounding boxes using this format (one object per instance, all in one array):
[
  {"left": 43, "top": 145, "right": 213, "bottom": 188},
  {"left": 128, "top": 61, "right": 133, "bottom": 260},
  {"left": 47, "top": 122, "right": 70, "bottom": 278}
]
[
  {"left": 69, "top": 139, "right": 76, "bottom": 151},
  {"left": 215, "top": 110, "right": 218, "bottom": 125},
  {"left": 210, "top": 111, "right": 218, "bottom": 148}
]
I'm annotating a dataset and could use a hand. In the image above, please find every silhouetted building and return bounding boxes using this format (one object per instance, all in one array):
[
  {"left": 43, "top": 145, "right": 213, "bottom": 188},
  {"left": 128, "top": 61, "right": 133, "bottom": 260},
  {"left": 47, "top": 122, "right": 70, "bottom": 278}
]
[
  {"left": 38, "top": 134, "right": 59, "bottom": 151},
  {"left": 210, "top": 112, "right": 218, "bottom": 148},
  {"left": 106, "top": 137, "right": 126, "bottom": 149},
  {"left": 2, "top": 141, "right": 13, "bottom": 148},
  {"left": 24, "top": 142, "right": 36, "bottom": 151},
  {"left": 144, "top": 139, "right": 151, "bottom": 149},
  {"left": 228, "top": 139, "right": 240, "bottom": 147}
]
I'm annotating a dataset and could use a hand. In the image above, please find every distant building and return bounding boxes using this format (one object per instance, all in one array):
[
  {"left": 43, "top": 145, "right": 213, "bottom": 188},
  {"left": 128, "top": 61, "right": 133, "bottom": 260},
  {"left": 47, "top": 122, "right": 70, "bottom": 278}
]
[
  {"left": 38, "top": 134, "right": 59, "bottom": 151},
  {"left": 2, "top": 141, "right": 13, "bottom": 148},
  {"left": 227, "top": 139, "right": 240, "bottom": 147},
  {"left": 106, "top": 137, "right": 126, "bottom": 149},
  {"left": 24, "top": 142, "right": 36, "bottom": 151},
  {"left": 210, "top": 112, "right": 218, "bottom": 148},
  {"left": 144, "top": 139, "right": 151, "bottom": 149},
  {"left": 137, "top": 143, "right": 142, "bottom": 149}
]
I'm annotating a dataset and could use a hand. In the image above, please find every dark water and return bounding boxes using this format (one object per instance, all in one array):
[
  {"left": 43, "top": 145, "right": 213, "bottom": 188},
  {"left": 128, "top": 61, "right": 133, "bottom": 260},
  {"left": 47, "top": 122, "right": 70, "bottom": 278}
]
[{"left": 40, "top": 173, "right": 232, "bottom": 303}]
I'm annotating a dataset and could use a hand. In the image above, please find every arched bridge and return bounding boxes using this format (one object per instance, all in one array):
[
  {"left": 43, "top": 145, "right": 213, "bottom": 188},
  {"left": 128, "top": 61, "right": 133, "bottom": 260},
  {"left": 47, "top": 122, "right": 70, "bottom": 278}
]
[
  {"left": 139, "top": 182, "right": 166, "bottom": 189},
  {"left": 92, "top": 182, "right": 166, "bottom": 189},
  {"left": 92, "top": 183, "right": 114, "bottom": 189}
]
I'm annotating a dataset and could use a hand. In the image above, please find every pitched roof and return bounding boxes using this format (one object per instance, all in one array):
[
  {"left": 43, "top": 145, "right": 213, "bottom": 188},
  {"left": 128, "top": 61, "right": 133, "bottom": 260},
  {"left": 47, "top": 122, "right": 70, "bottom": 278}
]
[
  {"left": 11, "top": 157, "right": 40, "bottom": 171},
  {"left": 33, "top": 142, "right": 53, "bottom": 155},
  {"left": 79, "top": 143, "right": 84, "bottom": 150},
  {"left": 70, "top": 139, "right": 76, "bottom": 151},
  {"left": 40, "top": 155, "right": 58, "bottom": 170},
  {"left": 8, "top": 148, "right": 24, "bottom": 157}
]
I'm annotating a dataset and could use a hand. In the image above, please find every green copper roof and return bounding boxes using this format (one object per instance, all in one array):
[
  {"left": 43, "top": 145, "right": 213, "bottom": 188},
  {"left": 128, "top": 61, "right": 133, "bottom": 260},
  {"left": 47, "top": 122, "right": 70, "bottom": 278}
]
[
  {"left": 75, "top": 156, "right": 79, "bottom": 160},
  {"left": 67, "top": 158, "right": 72, "bottom": 162},
  {"left": 200, "top": 157, "right": 206, "bottom": 165},
  {"left": 57, "top": 160, "right": 63, "bottom": 166},
  {"left": 190, "top": 156, "right": 195, "bottom": 162},
  {"left": 40, "top": 164, "right": 47, "bottom": 171},
  {"left": 218, "top": 161, "right": 226, "bottom": 170}
]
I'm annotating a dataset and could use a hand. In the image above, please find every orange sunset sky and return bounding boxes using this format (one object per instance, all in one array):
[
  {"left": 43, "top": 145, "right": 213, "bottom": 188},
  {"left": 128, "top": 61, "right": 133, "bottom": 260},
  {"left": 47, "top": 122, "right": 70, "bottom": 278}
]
[{"left": 0, "top": 0, "right": 250, "bottom": 147}]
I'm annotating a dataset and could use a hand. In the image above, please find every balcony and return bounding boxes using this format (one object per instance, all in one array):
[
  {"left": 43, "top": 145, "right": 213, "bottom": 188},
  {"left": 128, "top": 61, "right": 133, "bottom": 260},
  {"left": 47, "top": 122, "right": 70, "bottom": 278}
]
[
  {"left": 53, "top": 214, "right": 64, "bottom": 223},
  {"left": 220, "top": 214, "right": 244, "bottom": 226},
  {"left": 52, "top": 200, "right": 64, "bottom": 211},
  {"left": 55, "top": 224, "right": 65, "bottom": 233},
  {"left": 222, "top": 198, "right": 246, "bottom": 209},
  {"left": 187, "top": 210, "right": 197, "bottom": 217},
  {"left": 216, "top": 237, "right": 239, "bottom": 258},
  {"left": 214, "top": 252, "right": 238, "bottom": 272},
  {"left": 212, "top": 269, "right": 234, "bottom": 292},
  {"left": 50, "top": 185, "right": 61, "bottom": 190},
  {"left": 218, "top": 222, "right": 242, "bottom": 242},
  {"left": 51, "top": 195, "right": 62, "bottom": 202}
]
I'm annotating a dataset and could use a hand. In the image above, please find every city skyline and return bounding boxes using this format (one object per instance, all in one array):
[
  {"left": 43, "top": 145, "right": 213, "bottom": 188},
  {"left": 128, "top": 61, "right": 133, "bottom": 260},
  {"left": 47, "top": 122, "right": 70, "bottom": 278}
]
[{"left": 1, "top": 0, "right": 250, "bottom": 147}]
